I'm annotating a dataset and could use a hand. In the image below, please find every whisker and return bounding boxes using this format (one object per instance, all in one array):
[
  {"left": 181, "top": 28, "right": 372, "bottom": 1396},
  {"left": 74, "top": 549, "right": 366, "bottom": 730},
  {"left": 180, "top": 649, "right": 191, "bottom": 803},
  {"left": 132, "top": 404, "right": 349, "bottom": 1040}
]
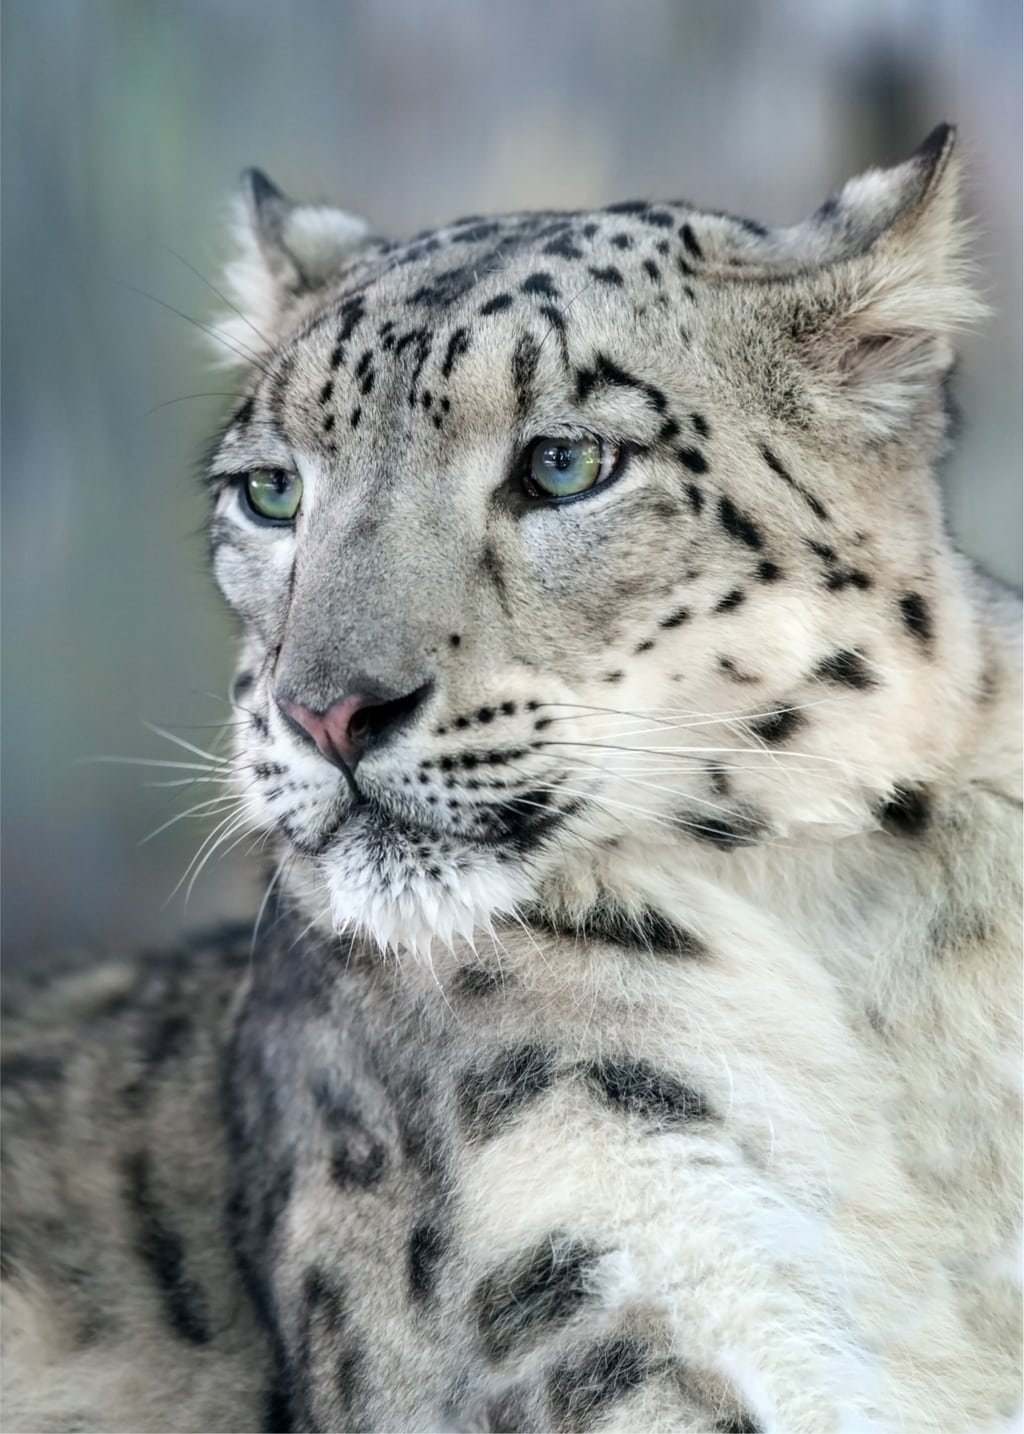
[
  {"left": 156, "top": 240, "right": 275, "bottom": 352},
  {"left": 104, "top": 274, "right": 272, "bottom": 374}
]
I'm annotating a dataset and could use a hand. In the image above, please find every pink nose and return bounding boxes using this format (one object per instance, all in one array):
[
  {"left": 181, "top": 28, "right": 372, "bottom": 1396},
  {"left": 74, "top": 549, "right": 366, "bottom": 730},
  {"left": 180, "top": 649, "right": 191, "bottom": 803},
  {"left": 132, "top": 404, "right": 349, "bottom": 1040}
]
[{"left": 277, "top": 693, "right": 374, "bottom": 770}]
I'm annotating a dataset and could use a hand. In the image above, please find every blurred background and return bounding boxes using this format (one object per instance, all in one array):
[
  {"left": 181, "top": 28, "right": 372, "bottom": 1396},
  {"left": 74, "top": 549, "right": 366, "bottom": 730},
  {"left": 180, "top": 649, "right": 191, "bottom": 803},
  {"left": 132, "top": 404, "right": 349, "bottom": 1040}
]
[{"left": 3, "top": 0, "right": 1021, "bottom": 966}]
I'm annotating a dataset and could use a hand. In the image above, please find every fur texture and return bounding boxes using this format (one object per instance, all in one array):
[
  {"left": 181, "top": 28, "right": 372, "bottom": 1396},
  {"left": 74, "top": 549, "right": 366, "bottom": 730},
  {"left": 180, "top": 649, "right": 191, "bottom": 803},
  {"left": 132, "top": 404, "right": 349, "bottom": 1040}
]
[{"left": 3, "top": 127, "right": 1020, "bottom": 1432}]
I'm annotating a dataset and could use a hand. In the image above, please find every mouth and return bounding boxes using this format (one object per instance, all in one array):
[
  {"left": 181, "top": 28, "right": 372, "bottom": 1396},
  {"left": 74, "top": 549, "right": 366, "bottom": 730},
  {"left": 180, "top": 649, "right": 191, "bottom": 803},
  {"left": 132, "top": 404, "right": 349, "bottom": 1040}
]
[{"left": 276, "top": 782, "right": 583, "bottom": 955}]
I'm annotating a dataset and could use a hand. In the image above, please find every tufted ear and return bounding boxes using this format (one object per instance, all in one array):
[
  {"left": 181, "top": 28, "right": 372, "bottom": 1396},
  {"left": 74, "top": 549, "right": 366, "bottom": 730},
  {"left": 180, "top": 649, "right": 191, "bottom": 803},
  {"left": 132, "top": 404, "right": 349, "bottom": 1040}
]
[
  {"left": 788, "top": 125, "right": 986, "bottom": 441},
  {"left": 215, "top": 170, "right": 374, "bottom": 365}
]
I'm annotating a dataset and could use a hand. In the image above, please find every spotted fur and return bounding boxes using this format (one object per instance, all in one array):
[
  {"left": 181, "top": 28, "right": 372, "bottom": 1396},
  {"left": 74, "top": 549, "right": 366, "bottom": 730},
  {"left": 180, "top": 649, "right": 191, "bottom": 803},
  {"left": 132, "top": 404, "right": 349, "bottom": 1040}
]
[{"left": 3, "top": 127, "right": 1020, "bottom": 1432}]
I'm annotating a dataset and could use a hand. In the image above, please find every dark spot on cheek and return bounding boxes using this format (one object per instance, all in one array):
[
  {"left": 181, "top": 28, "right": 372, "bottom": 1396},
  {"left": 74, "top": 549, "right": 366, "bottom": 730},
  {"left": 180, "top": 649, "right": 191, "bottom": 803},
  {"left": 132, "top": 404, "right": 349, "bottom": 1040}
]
[
  {"left": 814, "top": 649, "right": 876, "bottom": 690},
  {"left": 718, "top": 496, "right": 763, "bottom": 549},
  {"left": 659, "top": 607, "right": 690, "bottom": 629},
  {"left": 480, "top": 293, "right": 514, "bottom": 316},
  {"left": 748, "top": 707, "right": 804, "bottom": 744},
  {"left": 876, "top": 784, "right": 931, "bottom": 836},
  {"left": 449, "top": 633, "right": 461, "bottom": 648},
  {"left": 714, "top": 588, "right": 746, "bottom": 613},
  {"left": 676, "top": 447, "right": 708, "bottom": 475},
  {"left": 898, "top": 591, "right": 933, "bottom": 645}
]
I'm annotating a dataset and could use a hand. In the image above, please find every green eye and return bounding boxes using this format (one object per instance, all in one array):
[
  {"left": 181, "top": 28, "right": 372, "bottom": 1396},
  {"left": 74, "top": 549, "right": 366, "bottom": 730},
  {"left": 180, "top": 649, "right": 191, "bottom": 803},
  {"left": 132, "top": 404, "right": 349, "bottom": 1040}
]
[
  {"left": 243, "top": 469, "right": 302, "bottom": 523},
  {"left": 526, "top": 437, "right": 618, "bottom": 499}
]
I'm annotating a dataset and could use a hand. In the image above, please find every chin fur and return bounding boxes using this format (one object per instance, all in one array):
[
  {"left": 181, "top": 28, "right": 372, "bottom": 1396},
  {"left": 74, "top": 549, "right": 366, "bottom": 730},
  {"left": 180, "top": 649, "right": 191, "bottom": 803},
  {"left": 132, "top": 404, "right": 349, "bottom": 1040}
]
[{"left": 314, "top": 813, "right": 536, "bottom": 958}]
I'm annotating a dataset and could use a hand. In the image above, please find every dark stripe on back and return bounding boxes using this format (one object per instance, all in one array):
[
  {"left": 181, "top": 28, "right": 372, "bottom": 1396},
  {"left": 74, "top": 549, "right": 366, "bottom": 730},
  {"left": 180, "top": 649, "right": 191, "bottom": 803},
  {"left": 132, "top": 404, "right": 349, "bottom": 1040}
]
[
  {"left": 584, "top": 1057, "right": 713, "bottom": 1124},
  {"left": 458, "top": 1045, "right": 557, "bottom": 1142},
  {"left": 474, "top": 1237, "right": 600, "bottom": 1362},
  {"left": 123, "top": 1150, "right": 212, "bottom": 1344},
  {"left": 548, "top": 1335, "right": 650, "bottom": 1432}
]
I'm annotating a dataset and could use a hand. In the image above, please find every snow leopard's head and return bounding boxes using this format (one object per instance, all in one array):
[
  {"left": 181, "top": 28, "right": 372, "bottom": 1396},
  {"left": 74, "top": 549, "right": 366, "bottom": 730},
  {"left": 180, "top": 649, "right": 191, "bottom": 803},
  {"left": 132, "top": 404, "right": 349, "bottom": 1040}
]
[{"left": 205, "top": 127, "right": 984, "bottom": 955}]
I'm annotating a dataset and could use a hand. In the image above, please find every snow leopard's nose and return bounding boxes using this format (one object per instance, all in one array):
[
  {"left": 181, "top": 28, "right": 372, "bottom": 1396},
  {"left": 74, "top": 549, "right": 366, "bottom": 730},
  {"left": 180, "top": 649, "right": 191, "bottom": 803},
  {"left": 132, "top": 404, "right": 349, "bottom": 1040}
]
[{"left": 276, "top": 682, "right": 433, "bottom": 772}]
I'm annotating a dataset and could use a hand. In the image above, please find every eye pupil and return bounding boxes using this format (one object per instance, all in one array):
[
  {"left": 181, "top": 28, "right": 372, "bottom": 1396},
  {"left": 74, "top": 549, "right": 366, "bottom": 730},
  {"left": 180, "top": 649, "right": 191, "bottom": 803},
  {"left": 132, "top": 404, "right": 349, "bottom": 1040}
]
[
  {"left": 244, "top": 468, "right": 302, "bottom": 523},
  {"left": 528, "top": 437, "right": 614, "bottom": 499}
]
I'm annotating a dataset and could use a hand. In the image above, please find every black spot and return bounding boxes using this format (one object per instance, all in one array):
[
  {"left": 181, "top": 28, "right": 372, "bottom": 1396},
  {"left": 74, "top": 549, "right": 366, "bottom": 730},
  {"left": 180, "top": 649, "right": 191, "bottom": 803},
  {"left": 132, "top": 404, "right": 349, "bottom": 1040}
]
[
  {"left": 452, "top": 965, "right": 506, "bottom": 998},
  {"left": 585, "top": 1057, "right": 712, "bottom": 1124},
  {"left": 691, "top": 412, "right": 710, "bottom": 438},
  {"left": 659, "top": 607, "right": 690, "bottom": 629},
  {"left": 877, "top": 785, "right": 931, "bottom": 837},
  {"left": 123, "top": 1151, "right": 211, "bottom": 1344},
  {"left": 453, "top": 221, "right": 501, "bottom": 243},
  {"left": 658, "top": 418, "right": 680, "bottom": 444},
  {"left": 233, "top": 395, "right": 255, "bottom": 427},
  {"left": 682, "top": 810, "right": 764, "bottom": 848},
  {"left": 329, "top": 295, "right": 366, "bottom": 367},
  {"left": 548, "top": 1336, "right": 650, "bottom": 1432},
  {"left": 604, "top": 199, "right": 650, "bottom": 216},
  {"left": 676, "top": 447, "right": 708, "bottom": 474},
  {"left": 898, "top": 591, "right": 933, "bottom": 645},
  {"left": 322, "top": 413, "right": 335, "bottom": 433},
  {"left": 539, "top": 302, "right": 567, "bottom": 340},
  {"left": 611, "top": 232, "right": 633, "bottom": 250},
  {"left": 541, "top": 900, "right": 704, "bottom": 960},
  {"left": 718, "top": 496, "right": 763, "bottom": 550},
  {"left": 521, "top": 272, "right": 559, "bottom": 297},
  {"left": 824, "top": 567, "right": 872, "bottom": 592},
  {"left": 718, "top": 656, "right": 759, "bottom": 685},
  {"left": 349, "top": 406, "right": 361, "bottom": 429},
  {"left": 587, "top": 265, "right": 624, "bottom": 287},
  {"left": 318, "top": 379, "right": 333, "bottom": 405},
  {"left": 441, "top": 326, "right": 471, "bottom": 377},
  {"left": 408, "top": 1223, "right": 447, "bottom": 1301},
  {"left": 634, "top": 639, "right": 655, "bottom": 654},
  {"left": 481, "top": 544, "right": 510, "bottom": 614},
  {"left": 409, "top": 265, "right": 480, "bottom": 308},
  {"left": 480, "top": 293, "right": 514, "bottom": 316},
  {"left": 685, "top": 482, "right": 704, "bottom": 513},
  {"left": 296, "top": 1267, "right": 364, "bottom": 1427},
  {"left": 714, "top": 588, "right": 746, "bottom": 613},
  {"left": 677, "top": 253, "right": 697, "bottom": 278},
  {"left": 328, "top": 1131, "right": 387, "bottom": 1188},
  {"left": 544, "top": 236, "right": 584, "bottom": 260},
  {"left": 814, "top": 649, "right": 876, "bottom": 690},
  {"left": 760, "top": 444, "right": 830, "bottom": 522},
  {"left": 474, "top": 1238, "right": 600, "bottom": 1363},
  {"left": 458, "top": 1045, "right": 557, "bottom": 1142},
  {"left": 602, "top": 670, "right": 624, "bottom": 683},
  {"left": 642, "top": 258, "right": 661, "bottom": 282},
  {"left": 679, "top": 222, "right": 704, "bottom": 258},
  {"left": 756, "top": 560, "right": 782, "bottom": 582},
  {"left": 312, "top": 1079, "right": 389, "bottom": 1188},
  {"left": 748, "top": 707, "right": 804, "bottom": 744},
  {"left": 512, "top": 333, "right": 541, "bottom": 417},
  {"left": 575, "top": 355, "right": 667, "bottom": 419},
  {"left": 449, "top": 633, "right": 461, "bottom": 648}
]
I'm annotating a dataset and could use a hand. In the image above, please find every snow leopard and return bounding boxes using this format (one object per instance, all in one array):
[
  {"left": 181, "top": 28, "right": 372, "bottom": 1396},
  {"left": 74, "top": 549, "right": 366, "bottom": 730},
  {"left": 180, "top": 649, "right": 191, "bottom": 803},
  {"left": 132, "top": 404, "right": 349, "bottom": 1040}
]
[{"left": 3, "top": 125, "right": 1020, "bottom": 1433}]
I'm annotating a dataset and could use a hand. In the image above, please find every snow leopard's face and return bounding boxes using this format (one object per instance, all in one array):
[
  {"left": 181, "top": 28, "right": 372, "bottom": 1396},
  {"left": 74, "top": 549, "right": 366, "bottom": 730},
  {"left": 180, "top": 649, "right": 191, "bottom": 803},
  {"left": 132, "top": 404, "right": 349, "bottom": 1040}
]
[{"left": 206, "top": 129, "right": 981, "bottom": 953}]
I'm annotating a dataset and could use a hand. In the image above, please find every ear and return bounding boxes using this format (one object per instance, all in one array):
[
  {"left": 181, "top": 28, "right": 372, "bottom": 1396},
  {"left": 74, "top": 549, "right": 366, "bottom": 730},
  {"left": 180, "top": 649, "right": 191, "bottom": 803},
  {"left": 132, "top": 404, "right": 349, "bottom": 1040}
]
[
  {"left": 790, "top": 126, "right": 986, "bottom": 441},
  {"left": 215, "top": 170, "right": 374, "bottom": 366}
]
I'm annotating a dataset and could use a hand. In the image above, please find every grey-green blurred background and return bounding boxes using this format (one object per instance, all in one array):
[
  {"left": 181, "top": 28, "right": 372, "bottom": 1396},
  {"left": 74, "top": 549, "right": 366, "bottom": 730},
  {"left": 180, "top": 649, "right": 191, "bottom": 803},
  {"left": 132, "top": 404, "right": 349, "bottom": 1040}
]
[{"left": 3, "top": 0, "right": 1021, "bottom": 966}]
